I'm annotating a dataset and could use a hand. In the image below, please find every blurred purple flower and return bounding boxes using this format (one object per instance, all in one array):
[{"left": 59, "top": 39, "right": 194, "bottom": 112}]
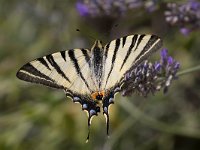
[
  {"left": 121, "top": 49, "right": 180, "bottom": 97},
  {"left": 154, "top": 62, "right": 161, "bottom": 70},
  {"left": 165, "top": 0, "right": 200, "bottom": 35},
  {"left": 76, "top": 2, "right": 89, "bottom": 16},
  {"left": 167, "top": 56, "right": 173, "bottom": 65},
  {"left": 161, "top": 48, "right": 168, "bottom": 60},
  {"left": 76, "top": 0, "right": 160, "bottom": 17},
  {"left": 180, "top": 27, "right": 190, "bottom": 36}
]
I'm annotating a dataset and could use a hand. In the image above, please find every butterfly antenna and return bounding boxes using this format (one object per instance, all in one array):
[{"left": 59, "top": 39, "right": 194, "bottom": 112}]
[{"left": 76, "top": 28, "right": 96, "bottom": 41}]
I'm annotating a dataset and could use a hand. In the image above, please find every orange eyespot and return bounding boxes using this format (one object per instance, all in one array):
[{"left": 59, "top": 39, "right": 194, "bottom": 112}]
[{"left": 91, "top": 91, "right": 105, "bottom": 100}]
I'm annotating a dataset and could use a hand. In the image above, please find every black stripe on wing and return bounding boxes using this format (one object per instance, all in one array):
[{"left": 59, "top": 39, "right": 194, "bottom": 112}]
[
  {"left": 105, "top": 38, "right": 121, "bottom": 86},
  {"left": 81, "top": 49, "right": 91, "bottom": 67},
  {"left": 16, "top": 63, "right": 62, "bottom": 89},
  {"left": 37, "top": 58, "right": 51, "bottom": 70},
  {"left": 120, "top": 35, "right": 138, "bottom": 71},
  {"left": 134, "top": 35, "right": 162, "bottom": 64},
  {"left": 60, "top": 51, "right": 66, "bottom": 61},
  {"left": 122, "top": 36, "right": 127, "bottom": 47},
  {"left": 135, "top": 34, "right": 145, "bottom": 51},
  {"left": 68, "top": 49, "right": 91, "bottom": 91},
  {"left": 46, "top": 54, "right": 71, "bottom": 83}
]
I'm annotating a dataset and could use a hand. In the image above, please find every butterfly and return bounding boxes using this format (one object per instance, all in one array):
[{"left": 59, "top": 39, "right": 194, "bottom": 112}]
[{"left": 16, "top": 34, "right": 162, "bottom": 141}]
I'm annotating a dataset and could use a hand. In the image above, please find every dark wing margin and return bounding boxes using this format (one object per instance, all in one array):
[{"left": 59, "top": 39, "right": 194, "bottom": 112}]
[{"left": 16, "top": 62, "right": 63, "bottom": 89}]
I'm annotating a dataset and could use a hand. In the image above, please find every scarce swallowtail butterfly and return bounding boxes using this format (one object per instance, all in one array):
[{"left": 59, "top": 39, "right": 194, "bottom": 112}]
[{"left": 16, "top": 34, "right": 162, "bottom": 141}]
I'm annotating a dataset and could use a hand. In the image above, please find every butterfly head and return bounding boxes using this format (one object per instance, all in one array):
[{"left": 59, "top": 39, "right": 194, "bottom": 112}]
[{"left": 92, "top": 40, "right": 103, "bottom": 50}]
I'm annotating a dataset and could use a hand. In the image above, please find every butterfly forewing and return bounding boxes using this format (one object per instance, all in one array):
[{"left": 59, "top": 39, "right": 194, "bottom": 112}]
[
  {"left": 16, "top": 49, "right": 96, "bottom": 95},
  {"left": 101, "top": 34, "right": 162, "bottom": 90}
]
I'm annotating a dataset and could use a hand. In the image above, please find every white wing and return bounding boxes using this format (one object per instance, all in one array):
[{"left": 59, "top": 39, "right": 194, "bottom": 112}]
[
  {"left": 101, "top": 34, "right": 162, "bottom": 90},
  {"left": 16, "top": 49, "right": 97, "bottom": 95}
]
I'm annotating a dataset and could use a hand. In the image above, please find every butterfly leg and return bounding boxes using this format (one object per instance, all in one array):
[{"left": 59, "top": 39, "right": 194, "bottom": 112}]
[{"left": 102, "top": 91, "right": 114, "bottom": 137}]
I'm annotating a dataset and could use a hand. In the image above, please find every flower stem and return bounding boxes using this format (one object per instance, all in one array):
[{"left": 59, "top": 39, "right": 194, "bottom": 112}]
[
  {"left": 103, "top": 101, "right": 148, "bottom": 150},
  {"left": 119, "top": 99, "right": 200, "bottom": 139},
  {"left": 103, "top": 116, "right": 137, "bottom": 150},
  {"left": 177, "top": 65, "right": 200, "bottom": 76}
]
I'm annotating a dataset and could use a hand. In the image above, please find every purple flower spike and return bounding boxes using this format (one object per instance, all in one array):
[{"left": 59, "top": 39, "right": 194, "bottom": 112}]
[
  {"left": 161, "top": 49, "right": 168, "bottom": 59},
  {"left": 167, "top": 56, "right": 173, "bottom": 65},
  {"left": 174, "top": 62, "right": 180, "bottom": 70},
  {"left": 75, "top": 0, "right": 159, "bottom": 17},
  {"left": 154, "top": 62, "right": 161, "bottom": 71},
  {"left": 180, "top": 28, "right": 190, "bottom": 36},
  {"left": 190, "top": 0, "right": 200, "bottom": 10},
  {"left": 76, "top": 2, "right": 89, "bottom": 16},
  {"left": 121, "top": 48, "right": 180, "bottom": 97}
]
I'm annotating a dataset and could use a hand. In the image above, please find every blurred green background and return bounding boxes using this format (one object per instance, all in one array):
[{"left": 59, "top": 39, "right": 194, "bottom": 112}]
[{"left": 0, "top": 0, "right": 200, "bottom": 150}]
